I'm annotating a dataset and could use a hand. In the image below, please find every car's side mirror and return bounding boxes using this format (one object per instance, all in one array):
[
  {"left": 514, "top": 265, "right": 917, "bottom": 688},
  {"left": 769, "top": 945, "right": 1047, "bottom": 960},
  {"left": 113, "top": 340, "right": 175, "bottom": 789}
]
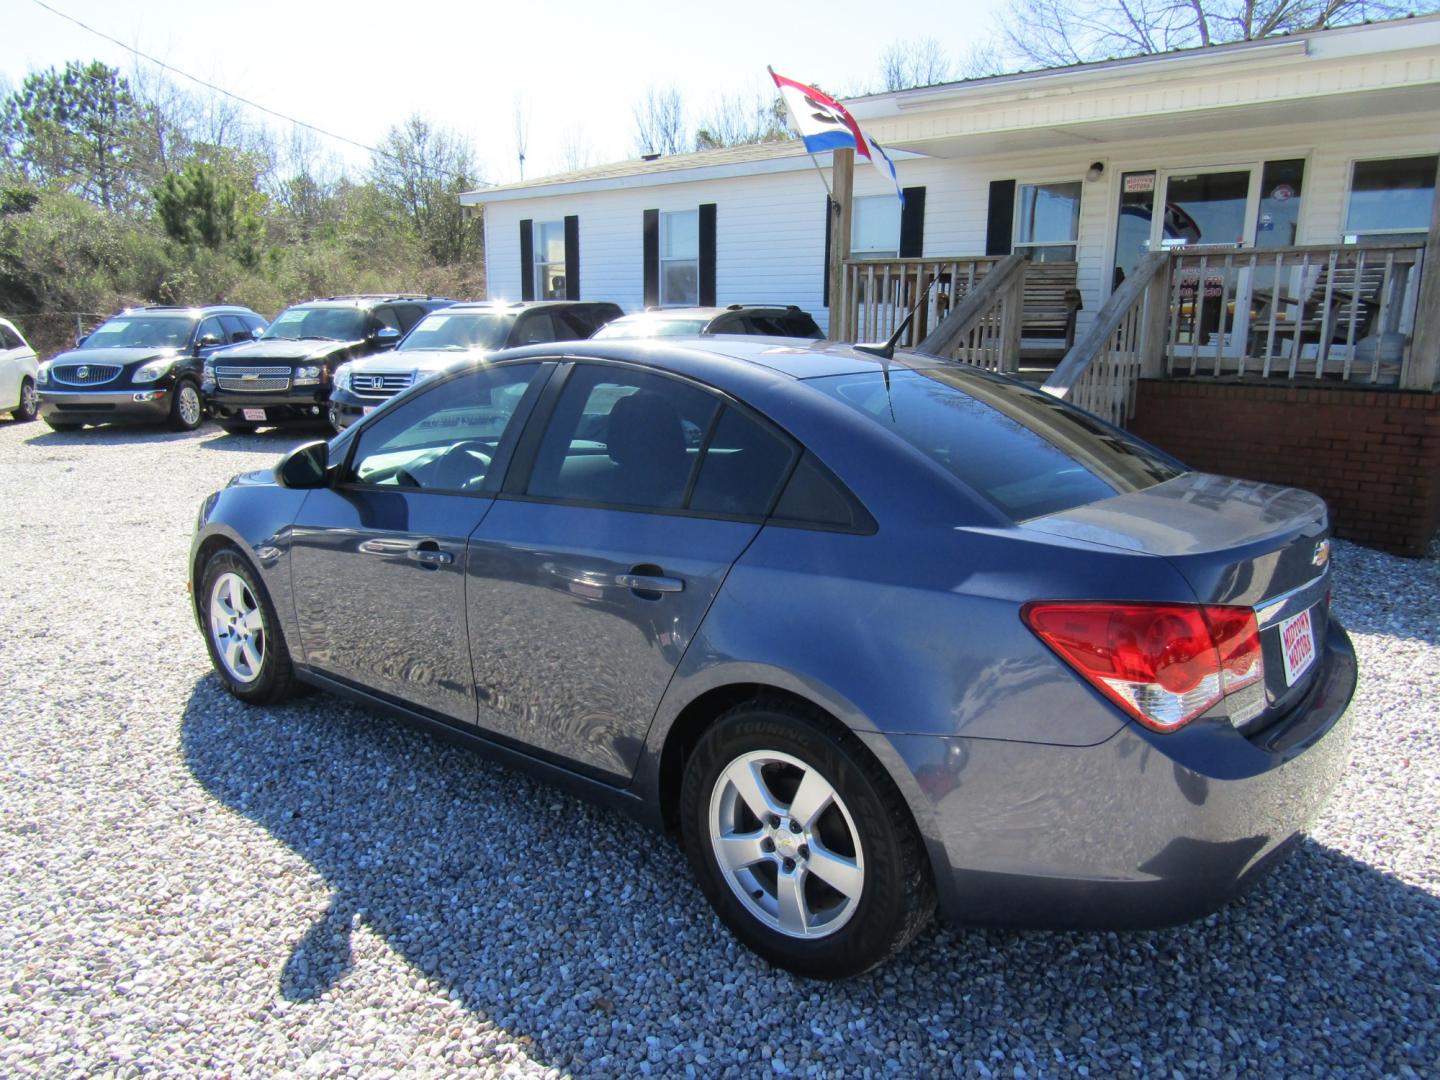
[
  {"left": 374, "top": 326, "right": 401, "bottom": 349},
  {"left": 275, "top": 440, "right": 330, "bottom": 489}
]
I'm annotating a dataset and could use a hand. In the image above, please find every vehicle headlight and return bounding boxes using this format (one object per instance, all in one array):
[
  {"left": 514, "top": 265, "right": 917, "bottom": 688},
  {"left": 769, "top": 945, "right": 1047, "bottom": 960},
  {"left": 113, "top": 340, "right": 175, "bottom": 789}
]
[
  {"left": 37, "top": 363, "right": 49, "bottom": 385},
  {"left": 293, "top": 365, "right": 323, "bottom": 386},
  {"left": 333, "top": 365, "right": 352, "bottom": 391},
  {"left": 133, "top": 358, "right": 173, "bottom": 383},
  {"left": 202, "top": 361, "right": 216, "bottom": 384}
]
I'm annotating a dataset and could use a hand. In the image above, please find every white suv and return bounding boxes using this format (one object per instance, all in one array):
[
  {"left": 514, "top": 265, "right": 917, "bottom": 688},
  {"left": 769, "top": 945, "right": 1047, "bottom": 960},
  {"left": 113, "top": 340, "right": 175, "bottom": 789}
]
[{"left": 0, "top": 318, "right": 39, "bottom": 423}]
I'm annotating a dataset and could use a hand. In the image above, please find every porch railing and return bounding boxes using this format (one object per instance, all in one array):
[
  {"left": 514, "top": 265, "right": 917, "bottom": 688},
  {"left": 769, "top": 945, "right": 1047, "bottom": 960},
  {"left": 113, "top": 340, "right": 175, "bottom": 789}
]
[
  {"left": 1160, "top": 243, "right": 1424, "bottom": 382},
  {"left": 915, "top": 253, "right": 1028, "bottom": 372},
  {"left": 1043, "top": 241, "right": 1433, "bottom": 426},
  {"left": 840, "top": 256, "right": 1002, "bottom": 347}
]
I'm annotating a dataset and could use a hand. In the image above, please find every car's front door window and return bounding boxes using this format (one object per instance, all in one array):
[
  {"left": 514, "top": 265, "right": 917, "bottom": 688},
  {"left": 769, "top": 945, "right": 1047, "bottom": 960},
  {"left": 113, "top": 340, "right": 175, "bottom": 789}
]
[{"left": 349, "top": 363, "right": 545, "bottom": 494}]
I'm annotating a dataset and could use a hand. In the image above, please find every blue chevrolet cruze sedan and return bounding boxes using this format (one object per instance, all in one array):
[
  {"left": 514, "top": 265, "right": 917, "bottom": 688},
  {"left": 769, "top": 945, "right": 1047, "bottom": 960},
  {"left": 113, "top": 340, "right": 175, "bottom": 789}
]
[{"left": 190, "top": 337, "right": 1356, "bottom": 978}]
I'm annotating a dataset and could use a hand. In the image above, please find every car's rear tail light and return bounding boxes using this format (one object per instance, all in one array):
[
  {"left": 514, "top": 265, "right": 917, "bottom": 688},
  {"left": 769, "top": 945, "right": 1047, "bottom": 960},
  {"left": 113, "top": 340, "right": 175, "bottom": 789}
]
[{"left": 1021, "top": 602, "right": 1263, "bottom": 732}]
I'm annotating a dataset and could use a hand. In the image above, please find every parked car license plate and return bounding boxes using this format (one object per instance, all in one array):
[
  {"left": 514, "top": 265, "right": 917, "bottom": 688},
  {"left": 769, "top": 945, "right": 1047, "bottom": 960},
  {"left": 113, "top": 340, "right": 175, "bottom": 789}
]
[
  {"left": 1280, "top": 607, "right": 1317, "bottom": 685},
  {"left": 242, "top": 408, "right": 266, "bottom": 422}
]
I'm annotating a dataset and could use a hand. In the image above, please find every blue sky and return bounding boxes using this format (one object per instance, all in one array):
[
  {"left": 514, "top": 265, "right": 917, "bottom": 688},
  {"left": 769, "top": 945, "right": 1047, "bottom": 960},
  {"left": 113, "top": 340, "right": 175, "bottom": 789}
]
[{"left": 2, "top": 0, "right": 1008, "bottom": 182}]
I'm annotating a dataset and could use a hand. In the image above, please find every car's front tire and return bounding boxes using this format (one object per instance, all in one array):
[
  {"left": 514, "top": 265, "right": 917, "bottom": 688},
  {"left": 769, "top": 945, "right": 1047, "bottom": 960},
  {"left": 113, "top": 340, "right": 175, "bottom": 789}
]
[
  {"left": 12, "top": 377, "right": 37, "bottom": 422},
  {"left": 680, "top": 698, "right": 935, "bottom": 979},
  {"left": 169, "top": 377, "right": 204, "bottom": 431},
  {"left": 199, "top": 549, "right": 300, "bottom": 704}
]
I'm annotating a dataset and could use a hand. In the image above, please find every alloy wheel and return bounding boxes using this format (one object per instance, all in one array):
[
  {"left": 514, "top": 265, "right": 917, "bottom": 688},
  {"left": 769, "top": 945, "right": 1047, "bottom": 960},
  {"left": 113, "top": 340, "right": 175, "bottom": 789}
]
[
  {"left": 178, "top": 383, "right": 202, "bottom": 427},
  {"left": 19, "top": 379, "right": 38, "bottom": 419},
  {"left": 708, "top": 749, "right": 865, "bottom": 939},
  {"left": 209, "top": 572, "right": 265, "bottom": 683}
]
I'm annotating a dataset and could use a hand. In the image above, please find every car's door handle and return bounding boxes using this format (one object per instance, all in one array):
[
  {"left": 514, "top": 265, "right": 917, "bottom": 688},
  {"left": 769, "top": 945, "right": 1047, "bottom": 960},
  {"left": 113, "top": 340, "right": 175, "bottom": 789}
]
[
  {"left": 357, "top": 538, "right": 454, "bottom": 567},
  {"left": 358, "top": 538, "right": 413, "bottom": 557},
  {"left": 615, "top": 573, "right": 684, "bottom": 594}
]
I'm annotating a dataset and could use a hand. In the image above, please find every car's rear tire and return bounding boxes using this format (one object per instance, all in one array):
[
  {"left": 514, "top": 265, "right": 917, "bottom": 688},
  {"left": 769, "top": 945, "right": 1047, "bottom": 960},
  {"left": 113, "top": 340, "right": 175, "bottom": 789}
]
[
  {"left": 199, "top": 549, "right": 300, "bottom": 704},
  {"left": 217, "top": 421, "right": 258, "bottom": 436},
  {"left": 44, "top": 417, "right": 81, "bottom": 432},
  {"left": 169, "top": 378, "right": 204, "bottom": 431},
  {"left": 679, "top": 698, "right": 935, "bottom": 979},
  {"left": 12, "top": 377, "right": 38, "bottom": 422}
]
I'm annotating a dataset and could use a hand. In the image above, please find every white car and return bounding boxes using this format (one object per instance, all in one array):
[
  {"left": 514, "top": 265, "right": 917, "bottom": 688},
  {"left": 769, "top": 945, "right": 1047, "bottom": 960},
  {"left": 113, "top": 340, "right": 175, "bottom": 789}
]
[{"left": 0, "top": 318, "right": 39, "bottom": 423}]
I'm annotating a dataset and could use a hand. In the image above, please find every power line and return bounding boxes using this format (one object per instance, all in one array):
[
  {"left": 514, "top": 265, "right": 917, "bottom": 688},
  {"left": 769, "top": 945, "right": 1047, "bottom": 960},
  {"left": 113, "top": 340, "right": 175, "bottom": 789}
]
[{"left": 26, "top": 0, "right": 490, "bottom": 188}]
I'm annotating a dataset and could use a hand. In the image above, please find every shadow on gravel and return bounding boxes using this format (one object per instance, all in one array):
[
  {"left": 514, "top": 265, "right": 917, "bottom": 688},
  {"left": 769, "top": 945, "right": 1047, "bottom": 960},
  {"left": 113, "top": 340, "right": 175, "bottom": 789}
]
[
  {"left": 181, "top": 677, "right": 1439, "bottom": 1076},
  {"left": 23, "top": 425, "right": 208, "bottom": 447},
  {"left": 199, "top": 428, "right": 327, "bottom": 452}
]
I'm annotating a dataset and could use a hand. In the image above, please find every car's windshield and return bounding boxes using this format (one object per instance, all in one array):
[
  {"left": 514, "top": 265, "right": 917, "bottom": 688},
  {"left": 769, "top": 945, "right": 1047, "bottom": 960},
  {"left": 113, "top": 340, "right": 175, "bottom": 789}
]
[
  {"left": 262, "top": 306, "right": 368, "bottom": 342},
  {"left": 80, "top": 316, "right": 195, "bottom": 350},
  {"left": 591, "top": 317, "right": 709, "bottom": 339},
  {"left": 809, "top": 366, "right": 1182, "bottom": 521},
  {"left": 398, "top": 312, "right": 511, "bottom": 352}
]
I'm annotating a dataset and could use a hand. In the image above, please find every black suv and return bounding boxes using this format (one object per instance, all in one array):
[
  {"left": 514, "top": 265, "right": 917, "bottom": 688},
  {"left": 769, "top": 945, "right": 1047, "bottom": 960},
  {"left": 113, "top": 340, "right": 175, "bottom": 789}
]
[
  {"left": 590, "top": 304, "right": 824, "bottom": 340},
  {"left": 204, "top": 295, "right": 453, "bottom": 432},
  {"left": 328, "top": 300, "right": 622, "bottom": 430},
  {"left": 37, "top": 305, "right": 268, "bottom": 432}
]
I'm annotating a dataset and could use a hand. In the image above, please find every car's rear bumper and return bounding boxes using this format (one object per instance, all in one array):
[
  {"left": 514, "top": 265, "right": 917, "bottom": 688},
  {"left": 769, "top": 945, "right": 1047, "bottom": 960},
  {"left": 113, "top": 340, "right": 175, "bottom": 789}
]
[
  {"left": 870, "top": 618, "right": 1357, "bottom": 929},
  {"left": 38, "top": 387, "right": 171, "bottom": 423}
]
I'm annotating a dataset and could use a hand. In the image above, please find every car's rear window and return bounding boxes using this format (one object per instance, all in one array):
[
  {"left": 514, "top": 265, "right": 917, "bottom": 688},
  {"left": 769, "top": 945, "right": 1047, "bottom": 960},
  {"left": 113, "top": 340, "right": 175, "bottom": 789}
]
[{"left": 808, "top": 366, "right": 1182, "bottom": 520}]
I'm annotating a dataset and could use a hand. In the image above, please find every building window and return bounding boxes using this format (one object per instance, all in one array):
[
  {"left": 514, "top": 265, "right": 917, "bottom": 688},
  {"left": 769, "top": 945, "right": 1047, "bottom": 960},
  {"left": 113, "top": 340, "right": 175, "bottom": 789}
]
[
  {"left": 850, "top": 196, "right": 901, "bottom": 259},
  {"left": 660, "top": 210, "right": 699, "bottom": 306},
  {"left": 534, "top": 221, "right": 567, "bottom": 299},
  {"left": 1345, "top": 155, "right": 1437, "bottom": 244},
  {"left": 1015, "top": 182, "right": 1081, "bottom": 262}
]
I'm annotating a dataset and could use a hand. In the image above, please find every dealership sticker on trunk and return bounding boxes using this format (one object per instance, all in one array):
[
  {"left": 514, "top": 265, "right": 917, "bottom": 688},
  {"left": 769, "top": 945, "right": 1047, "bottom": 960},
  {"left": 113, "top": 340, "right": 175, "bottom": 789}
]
[
  {"left": 242, "top": 408, "right": 266, "bottom": 422},
  {"left": 1280, "top": 607, "right": 1317, "bottom": 686}
]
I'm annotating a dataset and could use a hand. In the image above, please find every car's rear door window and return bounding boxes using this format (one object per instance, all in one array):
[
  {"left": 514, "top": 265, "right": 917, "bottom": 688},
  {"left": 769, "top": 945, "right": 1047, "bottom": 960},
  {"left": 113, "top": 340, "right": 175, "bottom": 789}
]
[
  {"left": 808, "top": 366, "right": 1181, "bottom": 520},
  {"left": 688, "top": 406, "right": 795, "bottom": 516},
  {"left": 525, "top": 365, "right": 721, "bottom": 511},
  {"left": 348, "top": 363, "right": 545, "bottom": 493}
]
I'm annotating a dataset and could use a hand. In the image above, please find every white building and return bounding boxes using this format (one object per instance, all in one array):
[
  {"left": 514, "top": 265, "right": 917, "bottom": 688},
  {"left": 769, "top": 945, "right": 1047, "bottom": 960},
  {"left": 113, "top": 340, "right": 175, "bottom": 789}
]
[{"left": 461, "top": 15, "right": 1439, "bottom": 347}]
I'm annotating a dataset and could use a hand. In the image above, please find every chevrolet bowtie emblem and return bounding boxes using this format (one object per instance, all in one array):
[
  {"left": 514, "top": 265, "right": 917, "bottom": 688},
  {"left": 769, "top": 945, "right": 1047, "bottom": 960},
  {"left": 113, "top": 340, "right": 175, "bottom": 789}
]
[
  {"left": 1312, "top": 539, "right": 1331, "bottom": 568},
  {"left": 241, "top": 374, "right": 259, "bottom": 380}
]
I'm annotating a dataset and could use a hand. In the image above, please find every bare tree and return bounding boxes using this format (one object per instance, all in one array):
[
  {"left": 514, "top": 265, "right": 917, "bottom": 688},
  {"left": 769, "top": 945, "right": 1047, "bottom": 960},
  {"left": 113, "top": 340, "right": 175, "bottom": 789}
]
[
  {"left": 693, "top": 93, "right": 789, "bottom": 150},
  {"left": 879, "top": 38, "right": 954, "bottom": 91},
  {"left": 1000, "top": 0, "right": 1428, "bottom": 69},
  {"left": 557, "top": 127, "right": 594, "bottom": 173},
  {"left": 632, "top": 85, "right": 688, "bottom": 157},
  {"left": 513, "top": 94, "right": 529, "bottom": 181},
  {"left": 370, "top": 114, "right": 482, "bottom": 264}
]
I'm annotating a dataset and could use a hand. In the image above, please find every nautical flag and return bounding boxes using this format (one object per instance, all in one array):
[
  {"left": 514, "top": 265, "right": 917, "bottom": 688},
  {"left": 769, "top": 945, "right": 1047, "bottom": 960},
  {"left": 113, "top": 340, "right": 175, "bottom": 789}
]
[{"left": 769, "top": 67, "right": 905, "bottom": 205}]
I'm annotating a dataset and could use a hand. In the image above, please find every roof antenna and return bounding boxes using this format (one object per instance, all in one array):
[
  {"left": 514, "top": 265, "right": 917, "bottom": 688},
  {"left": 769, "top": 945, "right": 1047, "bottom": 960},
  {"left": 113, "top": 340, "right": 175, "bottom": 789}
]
[
  {"left": 853, "top": 274, "right": 942, "bottom": 418},
  {"left": 852, "top": 273, "right": 942, "bottom": 362}
]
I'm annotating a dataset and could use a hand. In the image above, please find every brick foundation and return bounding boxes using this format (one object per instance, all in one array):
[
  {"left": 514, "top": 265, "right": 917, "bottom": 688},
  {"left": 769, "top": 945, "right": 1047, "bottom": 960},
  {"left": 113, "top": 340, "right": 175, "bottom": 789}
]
[{"left": 1130, "top": 380, "right": 1440, "bottom": 558}]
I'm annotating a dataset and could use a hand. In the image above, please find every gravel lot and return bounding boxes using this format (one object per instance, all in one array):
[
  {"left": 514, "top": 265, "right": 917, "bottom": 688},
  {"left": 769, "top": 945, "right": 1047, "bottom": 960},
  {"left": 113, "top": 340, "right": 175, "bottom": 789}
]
[{"left": 0, "top": 415, "right": 1435, "bottom": 1079}]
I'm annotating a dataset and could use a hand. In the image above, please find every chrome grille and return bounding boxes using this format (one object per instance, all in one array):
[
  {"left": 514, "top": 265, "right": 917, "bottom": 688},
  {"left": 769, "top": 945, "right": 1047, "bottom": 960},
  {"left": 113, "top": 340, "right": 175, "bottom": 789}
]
[
  {"left": 350, "top": 372, "right": 414, "bottom": 398},
  {"left": 216, "top": 365, "right": 292, "bottom": 392},
  {"left": 51, "top": 363, "right": 122, "bottom": 386}
]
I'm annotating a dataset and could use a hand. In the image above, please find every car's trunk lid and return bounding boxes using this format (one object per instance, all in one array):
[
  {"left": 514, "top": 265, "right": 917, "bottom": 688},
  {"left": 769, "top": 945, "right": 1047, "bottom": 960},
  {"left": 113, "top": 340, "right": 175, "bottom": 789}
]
[{"left": 1024, "top": 472, "right": 1332, "bottom": 729}]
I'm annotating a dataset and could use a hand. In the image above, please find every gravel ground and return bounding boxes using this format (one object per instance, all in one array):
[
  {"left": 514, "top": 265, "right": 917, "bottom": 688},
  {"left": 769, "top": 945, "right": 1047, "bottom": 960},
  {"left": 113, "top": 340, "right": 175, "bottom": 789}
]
[{"left": 0, "top": 416, "right": 1435, "bottom": 1079}]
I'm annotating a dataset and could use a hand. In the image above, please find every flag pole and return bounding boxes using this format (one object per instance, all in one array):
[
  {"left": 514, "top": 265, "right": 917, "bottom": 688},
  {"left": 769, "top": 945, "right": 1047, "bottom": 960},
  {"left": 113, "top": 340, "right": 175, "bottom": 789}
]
[{"left": 768, "top": 65, "right": 832, "bottom": 199}]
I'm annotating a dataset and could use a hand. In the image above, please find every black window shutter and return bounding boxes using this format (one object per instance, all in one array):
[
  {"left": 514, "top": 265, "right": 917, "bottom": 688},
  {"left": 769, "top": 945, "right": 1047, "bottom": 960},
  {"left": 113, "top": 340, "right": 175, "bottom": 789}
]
[
  {"left": 519, "top": 219, "right": 535, "bottom": 301},
  {"left": 986, "top": 180, "right": 1016, "bottom": 256},
  {"left": 899, "top": 187, "right": 926, "bottom": 258},
  {"left": 822, "top": 197, "right": 833, "bottom": 307},
  {"left": 698, "top": 203, "right": 717, "bottom": 307},
  {"left": 563, "top": 215, "right": 580, "bottom": 300},
  {"left": 643, "top": 209, "right": 660, "bottom": 308}
]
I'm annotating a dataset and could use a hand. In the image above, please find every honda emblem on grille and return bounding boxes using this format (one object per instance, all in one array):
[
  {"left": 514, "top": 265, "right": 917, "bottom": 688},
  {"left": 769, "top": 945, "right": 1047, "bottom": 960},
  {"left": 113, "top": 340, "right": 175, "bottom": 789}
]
[
  {"left": 1312, "top": 539, "right": 1331, "bottom": 568},
  {"left": 77, "top": 366, "right": 89, "bottom": 379}
]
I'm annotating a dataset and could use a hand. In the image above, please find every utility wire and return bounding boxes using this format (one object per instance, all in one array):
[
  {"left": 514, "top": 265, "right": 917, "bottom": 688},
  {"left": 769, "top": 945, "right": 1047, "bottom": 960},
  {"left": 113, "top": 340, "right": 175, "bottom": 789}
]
[{"left": 26, "top": 0, "right": 491, "bottom": 188}]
